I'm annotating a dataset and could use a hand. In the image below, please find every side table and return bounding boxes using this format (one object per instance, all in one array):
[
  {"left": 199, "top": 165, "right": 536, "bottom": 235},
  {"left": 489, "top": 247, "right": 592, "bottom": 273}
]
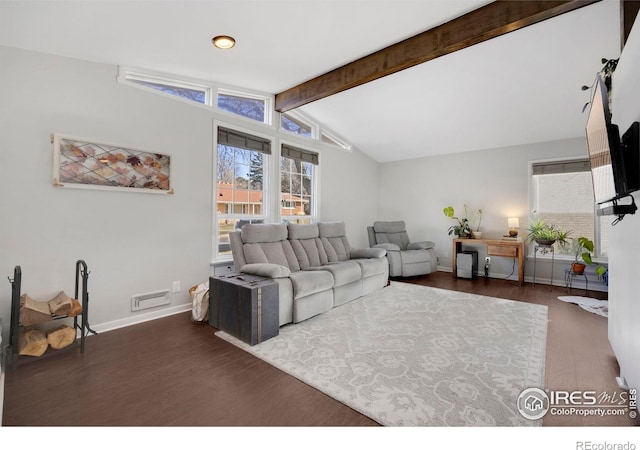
[{"left": 209, "top": 273, "right": 279, "bottom": 345}]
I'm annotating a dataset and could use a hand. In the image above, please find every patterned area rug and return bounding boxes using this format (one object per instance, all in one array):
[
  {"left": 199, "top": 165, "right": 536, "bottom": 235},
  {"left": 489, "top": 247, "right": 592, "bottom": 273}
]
[{"left": 216, "top": 281, "right": 547, "bottom": 426}]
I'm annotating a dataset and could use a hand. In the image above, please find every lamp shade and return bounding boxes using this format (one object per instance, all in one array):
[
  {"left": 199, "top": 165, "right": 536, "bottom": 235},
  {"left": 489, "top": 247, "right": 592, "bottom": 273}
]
[{"left": 507, "top": 217, "right": 520, "bottom": 228}]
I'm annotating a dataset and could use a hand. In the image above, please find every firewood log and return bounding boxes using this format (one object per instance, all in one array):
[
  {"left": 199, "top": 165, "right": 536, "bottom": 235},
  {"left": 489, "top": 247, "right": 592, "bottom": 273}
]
[
  {"left": 18, "top": 328, "right": 48, "bottom": 357},
  {"left": 47, "top": 325, "right": 76, "bottom": 350},
  {"left": 20, "top": 293, "right": 52, "bottom": 326},
  {"left": 48, "top": 291, "right": 73, "bottom": 316},
  {"left": 68, "top": 298, "right": 83, "bottom": 317}
]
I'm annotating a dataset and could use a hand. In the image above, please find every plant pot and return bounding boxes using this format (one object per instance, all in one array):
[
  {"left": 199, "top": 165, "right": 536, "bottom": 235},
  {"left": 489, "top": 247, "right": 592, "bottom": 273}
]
[
  {"left": 535, "top": 238, "right": 556, "bottom": 246},
  {"left": 472, "top": 231, "right": 482, "bottom": 239},
  {"left": 571, "top": 262, "right": 586, "bottom": 274}
]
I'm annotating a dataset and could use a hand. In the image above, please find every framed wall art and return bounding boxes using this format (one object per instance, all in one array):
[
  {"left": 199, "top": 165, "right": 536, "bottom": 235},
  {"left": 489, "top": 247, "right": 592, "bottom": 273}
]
[{"left": 52, "top": 133, "right": 174, "bottom": 194}]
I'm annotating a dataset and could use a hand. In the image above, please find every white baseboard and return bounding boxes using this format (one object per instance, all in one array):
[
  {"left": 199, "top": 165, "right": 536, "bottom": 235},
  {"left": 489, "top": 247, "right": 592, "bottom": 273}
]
[{"left": 87, "top": 303, "right": 192, "bottom": 335}]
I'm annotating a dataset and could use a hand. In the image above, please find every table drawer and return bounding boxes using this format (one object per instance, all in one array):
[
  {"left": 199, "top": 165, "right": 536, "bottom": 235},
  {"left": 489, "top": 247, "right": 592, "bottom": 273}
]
[{"left": 487, "top": 245, "right": 518, "bottom": 257}]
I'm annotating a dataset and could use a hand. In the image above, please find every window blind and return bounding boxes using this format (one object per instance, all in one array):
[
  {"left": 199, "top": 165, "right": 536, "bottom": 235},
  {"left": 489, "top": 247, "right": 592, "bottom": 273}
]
[
  {"left": 532, "top": 159, "right": 590, "bottom": 176},
  {"left": 281, "top": 144, "right": 319, "bottom": 165},
  {"left": 217, "top": 127, "right": 271, "bottom": 154}
]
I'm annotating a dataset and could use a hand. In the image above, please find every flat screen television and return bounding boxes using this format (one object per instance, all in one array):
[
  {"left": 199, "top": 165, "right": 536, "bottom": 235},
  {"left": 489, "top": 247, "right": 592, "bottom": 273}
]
[{"left": 585, "top": 74, "right": 627, "bottom": 205}]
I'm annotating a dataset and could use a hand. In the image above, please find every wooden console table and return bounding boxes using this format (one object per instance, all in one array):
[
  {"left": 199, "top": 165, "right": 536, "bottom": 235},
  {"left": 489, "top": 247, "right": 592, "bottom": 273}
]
[{"left": 452, "top": 238, "right": 525, "bottom": 285}]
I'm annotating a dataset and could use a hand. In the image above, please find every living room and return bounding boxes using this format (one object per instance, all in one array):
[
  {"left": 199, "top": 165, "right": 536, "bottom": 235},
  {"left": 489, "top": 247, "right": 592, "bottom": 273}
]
[{"left": 1, "top": 0, "right": 639, "bottom": 446}]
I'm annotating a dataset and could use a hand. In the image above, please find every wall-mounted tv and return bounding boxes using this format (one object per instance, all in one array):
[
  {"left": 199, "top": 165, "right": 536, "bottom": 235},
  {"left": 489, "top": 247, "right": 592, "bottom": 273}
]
[
  {"left": 585, "top": 74, "right": 626, "bottom": 204},
  {"left": 585, "top": 74, "right": 638, "bottom": 218}
]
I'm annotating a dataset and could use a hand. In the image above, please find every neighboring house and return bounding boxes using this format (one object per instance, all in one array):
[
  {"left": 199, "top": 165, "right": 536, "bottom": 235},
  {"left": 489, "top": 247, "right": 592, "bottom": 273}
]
[{"left": 215, "top": 182, "right": 308, "bottom": 217}]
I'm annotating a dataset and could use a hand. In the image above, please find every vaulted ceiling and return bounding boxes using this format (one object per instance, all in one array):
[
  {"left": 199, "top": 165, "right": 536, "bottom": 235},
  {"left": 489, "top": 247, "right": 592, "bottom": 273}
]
[{"left": 0, "top": 0, "right": 623, "bottom": 162}]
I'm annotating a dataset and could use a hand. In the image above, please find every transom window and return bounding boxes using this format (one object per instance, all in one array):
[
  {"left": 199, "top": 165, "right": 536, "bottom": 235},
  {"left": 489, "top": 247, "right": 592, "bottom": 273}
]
[
  {"left": 217, "top": 90, "right": 268, "bottom": 123},
  {"left": 281, "top": 113, "right": 313, "bottom": 137}
]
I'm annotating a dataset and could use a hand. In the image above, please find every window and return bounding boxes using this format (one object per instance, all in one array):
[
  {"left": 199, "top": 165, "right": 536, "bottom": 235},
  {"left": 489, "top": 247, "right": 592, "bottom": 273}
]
[
  {"left": 217, "top": 91, "right": 268, "bottom": 123},
  {"left": 121, "top": 69, "right": 211, "bottom": 105},
  {"left": 531, "top": 159, "right": 608, "bottom": 258},
  {"left": 129, "top": 79, "right": 207, "bottom": 104},
  {"left": 280, "top": 144, "right": 318, "bottom": 224},
  {"left": 321, "top": 130, "right": 350, "bottom": 150},
  {"left": 281, "top": 113, "right": 313, "bottom": 137},
  {"left": 215, "top": 127, "right": 271, "bottom": 256}
]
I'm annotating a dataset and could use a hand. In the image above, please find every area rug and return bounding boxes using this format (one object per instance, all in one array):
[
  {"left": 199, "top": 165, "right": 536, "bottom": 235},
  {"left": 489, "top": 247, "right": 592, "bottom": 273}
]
[
  {"left": 216, "top": 281, "right": 547, "bottom": 426},
  {"left": 557, "top": 296, "right": 608, "bottom": 317}
]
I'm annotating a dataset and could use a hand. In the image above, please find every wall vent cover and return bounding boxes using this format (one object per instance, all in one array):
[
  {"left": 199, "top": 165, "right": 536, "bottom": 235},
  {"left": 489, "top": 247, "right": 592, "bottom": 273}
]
[{"left": 131, "top": 290, "right": 171, "bottom": 311}]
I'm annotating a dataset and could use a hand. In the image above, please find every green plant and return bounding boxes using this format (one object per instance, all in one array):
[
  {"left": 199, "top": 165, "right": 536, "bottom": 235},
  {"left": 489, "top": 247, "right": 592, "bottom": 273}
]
[
  {"left": 525, "top": 218, "right": 571, "bottom": 247},
  {"left": 443, "top": 206, "right": 472, "bottom": 238},
  {"left": 570, "top": 237, "right": 607, "bottom": 276}
]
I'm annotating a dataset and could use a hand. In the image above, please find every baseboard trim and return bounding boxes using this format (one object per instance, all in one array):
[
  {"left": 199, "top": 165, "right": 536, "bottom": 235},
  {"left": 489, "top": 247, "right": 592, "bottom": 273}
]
[{"left": 87, "top": 303, "right": 192, "bottom": 335}]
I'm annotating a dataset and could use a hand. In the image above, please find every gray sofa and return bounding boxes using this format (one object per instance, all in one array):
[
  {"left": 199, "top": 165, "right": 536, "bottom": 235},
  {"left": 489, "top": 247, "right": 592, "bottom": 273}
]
[{"left": 229, "top": 221, "right": 388, "bottom": 325}]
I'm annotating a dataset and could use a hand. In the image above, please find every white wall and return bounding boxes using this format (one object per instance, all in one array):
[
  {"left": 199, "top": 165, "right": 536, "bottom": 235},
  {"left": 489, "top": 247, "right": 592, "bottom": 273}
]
[
  {"left": 0, "top": 46, "right": 380, "bottom": 339},
  {"left": 378, "top": 137, "right": 593, "bottom": 282},
  {"left": 608, "top": 20, "right": 640, "bottom": 391}
]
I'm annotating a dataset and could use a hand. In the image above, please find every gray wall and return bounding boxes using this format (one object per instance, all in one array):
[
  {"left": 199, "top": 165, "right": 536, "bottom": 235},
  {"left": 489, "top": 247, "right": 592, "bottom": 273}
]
[
  {"left": 0, "top": 46, "right": 379, "bottom": 336},
  {"left": 378, "top": 137, "right": 593, "bottom": 283}
]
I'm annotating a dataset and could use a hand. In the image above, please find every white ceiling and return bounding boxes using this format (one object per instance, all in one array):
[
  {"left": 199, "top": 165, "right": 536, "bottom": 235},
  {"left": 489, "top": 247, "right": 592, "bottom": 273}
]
[{"left": 0, "top": 0, "right": 622, "bottom": 162}]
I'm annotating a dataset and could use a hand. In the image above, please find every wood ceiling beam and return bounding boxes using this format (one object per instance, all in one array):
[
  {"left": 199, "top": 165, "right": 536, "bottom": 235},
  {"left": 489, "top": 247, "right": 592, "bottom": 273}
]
[
  {"left": 622, "top": 0, "right": 640, "bottom": 48},
  {"left": 275, "top": 0, "right": 600, "bottom": 113}
]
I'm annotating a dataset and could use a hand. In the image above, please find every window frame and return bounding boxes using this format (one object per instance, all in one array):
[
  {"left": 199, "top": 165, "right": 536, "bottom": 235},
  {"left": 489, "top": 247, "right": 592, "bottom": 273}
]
[
  {"left": 216, "top": 87, "right": 273, "bottom": 125},
  {"left": 279, "top": 141, "right": 320, "bottom": 224},
  {"left": 213, "top": 121, "right": 273, "bottom": 260},
  {"left": 280, "top": 110, "right": 318, "bottom": 139},
  {"left": 528, "top": 157, "right": 607, "bottom": 261},
  {"left": 118, "top": 66, "right": 213, "bottom": 106}
]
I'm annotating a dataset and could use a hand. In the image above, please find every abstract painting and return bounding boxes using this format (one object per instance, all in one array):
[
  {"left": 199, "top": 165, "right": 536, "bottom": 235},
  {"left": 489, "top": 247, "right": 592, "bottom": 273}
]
[{"left": 52, "top": 134, "right": 173, "bottom": 194}]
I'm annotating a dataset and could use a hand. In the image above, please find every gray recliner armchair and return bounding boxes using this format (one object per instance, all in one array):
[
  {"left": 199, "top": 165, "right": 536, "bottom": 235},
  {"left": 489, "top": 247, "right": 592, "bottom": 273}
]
[{"left": 367, "top": 221, "right": 437, "bottom": 277}]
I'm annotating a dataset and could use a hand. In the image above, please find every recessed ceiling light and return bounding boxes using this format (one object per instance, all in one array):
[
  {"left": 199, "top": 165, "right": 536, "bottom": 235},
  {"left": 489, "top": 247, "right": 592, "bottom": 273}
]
[{"left": 212, "top": 35, "right": 236, "bottom": 49}]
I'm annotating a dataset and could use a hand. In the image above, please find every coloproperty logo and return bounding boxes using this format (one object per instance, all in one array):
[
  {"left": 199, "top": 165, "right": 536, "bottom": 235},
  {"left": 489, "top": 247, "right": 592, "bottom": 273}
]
[
  {"left": 517, "top": 387, "right": 637, "bottom": 420},
  {"left": 517, "top": 387, "right": 550, "bottom": 420}
]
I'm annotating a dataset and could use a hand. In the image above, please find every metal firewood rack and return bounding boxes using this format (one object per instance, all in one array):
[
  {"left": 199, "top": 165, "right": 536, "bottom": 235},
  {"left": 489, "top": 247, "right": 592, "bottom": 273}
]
[{"left": 7, "top": 260, "right": 97, "bottom": 366}]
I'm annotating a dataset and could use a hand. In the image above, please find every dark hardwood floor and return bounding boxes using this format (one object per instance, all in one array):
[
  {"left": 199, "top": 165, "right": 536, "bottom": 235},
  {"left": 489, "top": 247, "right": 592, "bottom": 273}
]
[{"left": 2, "top": 272, "right": 636, "bottom": 427}]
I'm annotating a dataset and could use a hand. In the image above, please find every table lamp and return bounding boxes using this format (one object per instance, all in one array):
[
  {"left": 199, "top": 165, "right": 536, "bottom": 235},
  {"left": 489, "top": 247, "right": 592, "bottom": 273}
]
[{"left": 507, "top": 217, "right": 520, "bottom": 237}]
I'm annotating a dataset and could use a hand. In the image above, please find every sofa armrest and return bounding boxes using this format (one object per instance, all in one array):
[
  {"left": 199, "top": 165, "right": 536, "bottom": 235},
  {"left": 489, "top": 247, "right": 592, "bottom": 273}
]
[
  {"left": 351, "top": 247, "right": 386, "bottom": 259},
  {"left": 408, "top": 241, "right": 435, "bottom": 250},
  {"left": 240, "top": 263, "right": 291, "bottom": 279},
  {"left": 374, "top": 243, "right": 401, "bottom": 252}
]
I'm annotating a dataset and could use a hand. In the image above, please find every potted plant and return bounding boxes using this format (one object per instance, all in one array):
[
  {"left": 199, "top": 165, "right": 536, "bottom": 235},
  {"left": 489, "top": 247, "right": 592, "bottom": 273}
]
[
  {"left": 525, "top": 218, "right": 571, "bottom": 248},
  {"left": 570, "top": 237, "right": 607, "bottom": 276},
  {"left": 471, "top": 208, "right": 483, "bottom": 239},
  {"left": 443, "top": 206, "right": 472, "bottom": 238}
]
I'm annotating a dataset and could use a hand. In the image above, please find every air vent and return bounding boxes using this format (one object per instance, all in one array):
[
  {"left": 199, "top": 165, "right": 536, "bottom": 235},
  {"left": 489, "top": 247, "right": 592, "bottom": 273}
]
[{"left": 131, "top": 290, "right": 171, "bottom": 312}]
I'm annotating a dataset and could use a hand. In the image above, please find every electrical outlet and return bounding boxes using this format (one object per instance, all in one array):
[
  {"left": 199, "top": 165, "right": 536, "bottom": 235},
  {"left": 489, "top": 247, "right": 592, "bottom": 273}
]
[
  {"left": 172, "top": 280, "right": 181, "bottom": 293},
  {"left": 443, "top": 252, "right": 449, "bottom": 258},
  {"left": 485, "top": 257, "right": 491, "bottom": 265}
]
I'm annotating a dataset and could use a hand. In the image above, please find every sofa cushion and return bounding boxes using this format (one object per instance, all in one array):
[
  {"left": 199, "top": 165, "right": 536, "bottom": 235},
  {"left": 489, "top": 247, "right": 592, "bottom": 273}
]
[
  {"left": 318, "top": 221, "right": 346, "bottom": 237},
  {"left": 240, "top": 263, "right": 291, "bottom": 279},
  {"left": 290, "top": 238, "right": 328, "bottom": 269},
  {"left": 243, "top": 241, "right": 301, "bottom": 271},
  {"left": 289, "top": 270, "right": 334, "bottom": 299},
  {"left": 287, "top": 223, "right": 319, "bottom": 240},
  {"left": 241, "top": 223, "right": 288, "bottom": 243},
  {"left": 305, "top": 261, "right": 361, "bottom": 287},
  {"left": 373, "top": 221, "right": 406, "bottom": 233},
  {"left": 400, "top": 249, "right": 431, "bottom": 264},
  {"left": 352, "top": 257, "right": 388, "bottom": 278}
]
